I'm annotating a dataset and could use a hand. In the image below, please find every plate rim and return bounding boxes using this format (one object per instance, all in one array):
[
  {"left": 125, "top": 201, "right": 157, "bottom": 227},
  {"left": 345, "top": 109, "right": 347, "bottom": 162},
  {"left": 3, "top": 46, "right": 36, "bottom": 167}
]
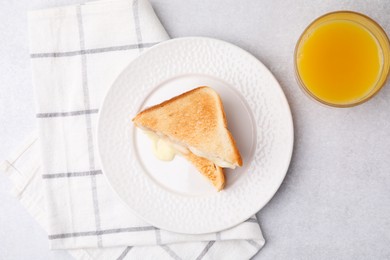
[{"left": 97, "top": 36, "right": 294, "bottom": 234}]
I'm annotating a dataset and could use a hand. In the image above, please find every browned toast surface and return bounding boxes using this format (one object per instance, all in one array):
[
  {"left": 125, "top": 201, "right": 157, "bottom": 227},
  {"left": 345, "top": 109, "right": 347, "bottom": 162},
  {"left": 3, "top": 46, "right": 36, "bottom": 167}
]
[{"left": 133, "top": 87, "right": 242, "bottom": 166}]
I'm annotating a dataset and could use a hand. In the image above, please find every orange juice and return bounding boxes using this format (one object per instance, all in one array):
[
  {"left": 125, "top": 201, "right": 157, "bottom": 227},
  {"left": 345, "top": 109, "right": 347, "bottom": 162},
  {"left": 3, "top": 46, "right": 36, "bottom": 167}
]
[{"left": 295, "top": 12, "right": 390, "bottom": 107}]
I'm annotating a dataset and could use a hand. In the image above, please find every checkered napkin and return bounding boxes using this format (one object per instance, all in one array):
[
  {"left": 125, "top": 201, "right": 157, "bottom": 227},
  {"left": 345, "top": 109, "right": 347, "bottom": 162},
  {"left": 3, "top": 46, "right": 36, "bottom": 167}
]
[{"left": 0, "top": 0, "right": 265, "bottom": 259}]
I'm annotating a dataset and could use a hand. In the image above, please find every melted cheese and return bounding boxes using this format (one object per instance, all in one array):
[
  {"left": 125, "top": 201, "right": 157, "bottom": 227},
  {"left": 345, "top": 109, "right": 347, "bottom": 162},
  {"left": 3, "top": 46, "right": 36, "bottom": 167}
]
[
  {"left": 143, "top": 130, "right": 235, "bottom": 168},
  {"left": 188, "top": 147, "right": 236, "bottom": 169},
  {"left": 144, "top": 131, "right": 187, "bottom": 161}
]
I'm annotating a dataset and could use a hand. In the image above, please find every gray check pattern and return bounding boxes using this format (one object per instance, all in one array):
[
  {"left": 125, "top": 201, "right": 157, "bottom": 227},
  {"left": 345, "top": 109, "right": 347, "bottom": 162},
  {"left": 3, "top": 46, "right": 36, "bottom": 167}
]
[{"left": 30, "top": 0, "right": 169, "bottom": 248}]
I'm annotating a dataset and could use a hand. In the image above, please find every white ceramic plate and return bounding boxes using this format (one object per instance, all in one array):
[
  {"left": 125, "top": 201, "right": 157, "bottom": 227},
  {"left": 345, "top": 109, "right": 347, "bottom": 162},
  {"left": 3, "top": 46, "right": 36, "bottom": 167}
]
[{"left": 98, "top": 37, "right": 294, "bottom": 234}]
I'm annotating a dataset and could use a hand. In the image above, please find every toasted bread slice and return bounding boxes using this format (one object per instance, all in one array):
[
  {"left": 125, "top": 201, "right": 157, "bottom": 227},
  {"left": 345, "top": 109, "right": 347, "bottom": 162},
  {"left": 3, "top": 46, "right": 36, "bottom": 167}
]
[
  {"left": 133, "top": 86, "right": 242, "bottom": 168},
  {"left": 142, "top": 129, "right": 225, "bottom": 190},
  {"left": 183, "top": 151, "right": 225, "bottom": 191}
]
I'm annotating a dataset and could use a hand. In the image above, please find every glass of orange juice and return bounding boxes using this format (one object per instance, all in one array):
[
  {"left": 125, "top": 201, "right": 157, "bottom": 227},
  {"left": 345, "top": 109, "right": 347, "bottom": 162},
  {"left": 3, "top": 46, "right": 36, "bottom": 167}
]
[{"left": 295, "top": 11, "right": 390, "bottom": 107}]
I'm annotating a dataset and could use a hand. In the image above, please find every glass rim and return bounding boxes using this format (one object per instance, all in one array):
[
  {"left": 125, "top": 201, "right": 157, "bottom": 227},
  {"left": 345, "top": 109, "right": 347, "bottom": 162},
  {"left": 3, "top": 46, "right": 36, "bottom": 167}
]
[{"left": 294, "top": 10, "right": 390, "bottom": 108}]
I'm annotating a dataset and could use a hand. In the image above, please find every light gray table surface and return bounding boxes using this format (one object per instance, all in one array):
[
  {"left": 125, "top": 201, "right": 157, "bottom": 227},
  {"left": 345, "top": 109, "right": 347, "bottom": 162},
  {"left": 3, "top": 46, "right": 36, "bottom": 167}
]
[{"left": 1, "top": 1, "right": 390, "bottom": 259}]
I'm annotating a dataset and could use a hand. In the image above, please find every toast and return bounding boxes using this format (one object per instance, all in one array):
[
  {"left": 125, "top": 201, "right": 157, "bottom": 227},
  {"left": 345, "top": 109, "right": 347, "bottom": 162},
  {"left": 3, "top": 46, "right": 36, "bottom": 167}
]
[
  {"left": 183, "top": 151, "right": 225, "bottom": 191},
  {"left": 133, "top": 86, "right": 242, "bottom": 190}
]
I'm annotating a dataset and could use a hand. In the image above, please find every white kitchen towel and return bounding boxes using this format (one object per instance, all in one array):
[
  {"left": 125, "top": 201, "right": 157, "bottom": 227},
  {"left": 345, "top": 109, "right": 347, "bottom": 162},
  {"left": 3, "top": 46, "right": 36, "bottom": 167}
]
[
  {"left": 1, "top": 0, "right": 265, "bottom": 259},
  {"left": 0, "top": 134, "right": 265, "bottom": 260}
]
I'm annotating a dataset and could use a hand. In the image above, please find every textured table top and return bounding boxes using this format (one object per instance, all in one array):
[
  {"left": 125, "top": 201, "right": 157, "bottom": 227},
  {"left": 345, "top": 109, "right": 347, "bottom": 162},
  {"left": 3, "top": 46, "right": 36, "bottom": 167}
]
[{"left": 1, "top": 1, "right": 390, "bottom": 259}]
